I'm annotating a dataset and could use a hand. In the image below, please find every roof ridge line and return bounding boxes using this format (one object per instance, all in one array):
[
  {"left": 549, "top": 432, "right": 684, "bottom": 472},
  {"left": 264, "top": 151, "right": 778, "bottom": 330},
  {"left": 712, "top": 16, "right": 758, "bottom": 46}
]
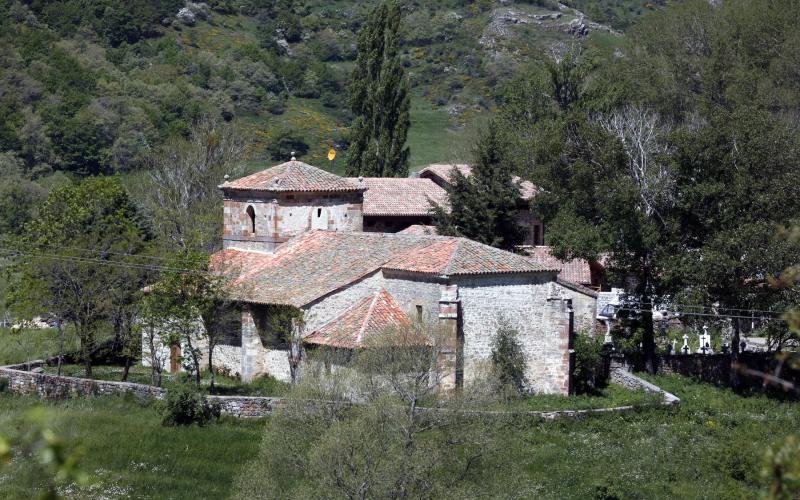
[
  {"left": 358, "top": 290, "right": 381, "bottom": 343},
  {"left": 443, "top": 238, "right": 463, "bottom": 276}
]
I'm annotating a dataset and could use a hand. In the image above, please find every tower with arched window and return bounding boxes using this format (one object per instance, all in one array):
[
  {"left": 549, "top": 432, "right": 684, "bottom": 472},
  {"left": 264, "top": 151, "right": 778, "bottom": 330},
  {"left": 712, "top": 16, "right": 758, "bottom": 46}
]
[{"left": 220, "top": 160, "right": 365, "bottom": 252}]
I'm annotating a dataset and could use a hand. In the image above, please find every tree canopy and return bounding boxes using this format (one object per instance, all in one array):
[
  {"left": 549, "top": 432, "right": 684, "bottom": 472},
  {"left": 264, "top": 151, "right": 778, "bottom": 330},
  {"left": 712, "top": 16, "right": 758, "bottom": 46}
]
[
  {"left": 434, "top": 122, "right": 523, "bottom": 251},
  {"left": 345, "top": 0, "right": 410, "bottom": 178},
  {"left": 7, "top": 176, "right": 152, "bottom": 376}
]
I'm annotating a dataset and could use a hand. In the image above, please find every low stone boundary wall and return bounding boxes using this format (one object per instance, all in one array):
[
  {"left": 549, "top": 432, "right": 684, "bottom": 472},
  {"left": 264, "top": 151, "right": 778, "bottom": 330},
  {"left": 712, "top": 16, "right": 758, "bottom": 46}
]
[
  {"left": 610, "top": 363, "right": 681, "bottom": 405},
  {"left": 614, "top": 352, "right": 800, "bottom": 396},
  {"left": 0, "top": 362, "right": 280, "bottom": 418},
  {"left": 1, "top": 361, "right": 681, "bottom": 419},
  {"left": 0, "top": 362, "right": 168, "bottom": 400},
  {"left": 207, "top": 396, "right": 282, "bottom": 418}
]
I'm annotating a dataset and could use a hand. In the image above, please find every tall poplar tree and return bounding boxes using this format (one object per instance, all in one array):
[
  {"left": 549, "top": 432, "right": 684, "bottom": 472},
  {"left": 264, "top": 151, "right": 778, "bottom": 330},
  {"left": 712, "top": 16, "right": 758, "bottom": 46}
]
[{"left": 346, "top": 1, "right": 410, "bottom": 178}]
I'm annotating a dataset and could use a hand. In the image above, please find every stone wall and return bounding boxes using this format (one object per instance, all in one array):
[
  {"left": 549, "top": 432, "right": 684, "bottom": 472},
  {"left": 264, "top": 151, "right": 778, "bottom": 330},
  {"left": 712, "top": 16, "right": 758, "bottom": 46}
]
[
  {"left": 241, "top": 308, "right": 292, "bottom": 383},
  {"left": 239, "top": 269, "right": 577, "bottom": 395},
  {"left": 305, "top": 270, "right": 443, "bottom": 331},
  {"left": 657, "top": 353, "right": 800, "bottom": 395},
  {"left": 555, "top": 280, "right": 597, "bottom": 336},
  {"left": 363, "top": 215, "right": 432, "bottom": 233},
  {"left": 610, "top": 362, "right": 681, "bottom": 405},
  {"left": 456, "top": 274, "right": 573, "bottom": 394},
  {"left": 0, "top": 362, "right": 167, "bottom": 400},
  {"left": 207, "top": 395, "right": 280, "bottom": 418},
  {"left": 212, "top": 345, "right": 243, "bottom": 378},
  {"left": 0, "top": 362, "right": 279, "bottom": 418},
  {"left": 223, "top": 192, "right": 363, "bottom": 252},
  {"left": 514, "top": 209, "right": 544, "bottom": 246},
  {"left": 1, "top": 361, "right": 681, "bottom": 419}
]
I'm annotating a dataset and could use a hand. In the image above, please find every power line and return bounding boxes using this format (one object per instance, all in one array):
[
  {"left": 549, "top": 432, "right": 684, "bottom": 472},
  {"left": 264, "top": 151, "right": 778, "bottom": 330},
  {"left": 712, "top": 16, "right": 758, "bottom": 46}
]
[
  {"left": 3, "top": 243, "right": 176, "bottom": 262},
  {"left": 0, "top": 247, "right": 209, "bottom": 275},
  {"left": 672, "top": 303, "right": 783, "bottom": 315},
  {"left": 622, "top": 300, "right": 784, "bottom": 317},
  {"left": 613, "top": 306, "right": 787, "bottom": 322}
]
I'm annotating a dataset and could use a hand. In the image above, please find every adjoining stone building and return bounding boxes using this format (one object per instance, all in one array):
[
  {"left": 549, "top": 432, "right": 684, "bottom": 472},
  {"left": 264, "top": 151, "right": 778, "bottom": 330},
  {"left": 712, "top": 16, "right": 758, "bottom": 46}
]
[
  {"left": 419, "top": 163, "right": 545, "bottom": 246},
  {"left": 146, "top": 159, "right": 589, "bottom": 394}
]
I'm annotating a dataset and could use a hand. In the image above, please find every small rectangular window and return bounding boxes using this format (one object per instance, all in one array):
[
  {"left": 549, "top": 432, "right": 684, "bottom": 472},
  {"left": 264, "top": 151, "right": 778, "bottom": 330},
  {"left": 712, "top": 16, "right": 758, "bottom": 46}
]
[{"left": 416, "top": 305, "right": 423, "bottom": 321}]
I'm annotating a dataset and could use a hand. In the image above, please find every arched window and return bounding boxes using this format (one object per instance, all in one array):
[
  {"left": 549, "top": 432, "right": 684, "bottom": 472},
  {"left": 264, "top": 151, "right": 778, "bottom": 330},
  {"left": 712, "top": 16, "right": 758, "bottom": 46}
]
[{"left": 246, "top": 205, "right": 256, "bottom": 234}]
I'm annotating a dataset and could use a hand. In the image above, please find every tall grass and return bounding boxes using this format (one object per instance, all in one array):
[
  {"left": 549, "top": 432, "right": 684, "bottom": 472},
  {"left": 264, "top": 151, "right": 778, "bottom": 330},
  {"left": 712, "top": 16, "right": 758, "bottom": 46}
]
[
  {"left": 2, "top": 375, "right": 796, "bottom": 498},
  {"left": 0, "top": 327, "right": 79, "bottom": 366},
  {"left": 232, "top": 374, "right": 800, "bottom": 498},
  {"left": 0, "top": 393, "right": 263, "bottom": 499}
]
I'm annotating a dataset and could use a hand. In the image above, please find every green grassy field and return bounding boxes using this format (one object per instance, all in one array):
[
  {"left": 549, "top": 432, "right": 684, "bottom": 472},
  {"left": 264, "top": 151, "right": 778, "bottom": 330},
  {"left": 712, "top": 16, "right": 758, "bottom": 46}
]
[
  {"left": 234, "top": 374, "right": 800, "bottom": 498},
  {"left": 0, "top": 327, "right": 80, "bottom": 366},
  {"left": 0, "top": 394, "right": 262, "bottom": 499},
  {"left": 1, "top": 374, "right": 797, "bottom": 498}
]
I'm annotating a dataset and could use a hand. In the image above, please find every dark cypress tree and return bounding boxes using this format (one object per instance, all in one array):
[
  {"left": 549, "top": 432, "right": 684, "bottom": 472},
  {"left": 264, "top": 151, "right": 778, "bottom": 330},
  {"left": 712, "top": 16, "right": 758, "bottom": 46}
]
[
  {"left": 433, "top": 122, "right": 524, "bottom": 250},
  {"left": 345, "top": 1, "right": 410, "bottom": 178}
]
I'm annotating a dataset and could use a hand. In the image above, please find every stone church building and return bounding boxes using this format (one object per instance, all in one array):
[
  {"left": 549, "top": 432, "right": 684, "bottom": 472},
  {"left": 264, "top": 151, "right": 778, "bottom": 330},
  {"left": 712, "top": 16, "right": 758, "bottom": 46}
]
[{"left": 145, "top": 159, "right": 591, "bottom": 394}]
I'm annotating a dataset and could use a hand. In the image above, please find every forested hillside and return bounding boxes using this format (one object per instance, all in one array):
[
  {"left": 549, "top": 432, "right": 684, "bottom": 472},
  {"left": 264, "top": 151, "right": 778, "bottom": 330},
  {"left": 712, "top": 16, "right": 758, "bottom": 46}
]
[{"left": 0, "top": 0, "right": 636, "bottom": 181}]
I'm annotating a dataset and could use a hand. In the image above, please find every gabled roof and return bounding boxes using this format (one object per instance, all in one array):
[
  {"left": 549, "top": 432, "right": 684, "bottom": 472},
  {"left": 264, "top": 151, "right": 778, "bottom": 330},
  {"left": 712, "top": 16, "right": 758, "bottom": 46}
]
[
  {"left": 398, "top": 224, "right": 438, "bottom": 235},
  {"left": 349, "top": 177, "right": 448, "bottom": 217},
  {"left": 211, "top": 231, "right": 557, "bottom": 307},
  {"left": 385, "top": 237, "right": 556, "bottom": 276},
  {"left": 524, "top": 246, "right": 592, "bottom": 285},
  {"left": 419, "top": 164, "right": 472, "bottom": 185},
  {"left": 220, "top": 160, "right": 362, "bottom": 193},
  {"left": 303, "top": 290, "right": 417, "bottom": 349},
  {"left": 419, "top": 163, "right": 539, "bottom": 201}
]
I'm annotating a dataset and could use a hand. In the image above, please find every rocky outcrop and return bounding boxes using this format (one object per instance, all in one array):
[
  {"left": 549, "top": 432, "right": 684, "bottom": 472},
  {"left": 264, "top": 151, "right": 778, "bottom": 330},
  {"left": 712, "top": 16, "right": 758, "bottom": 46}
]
[{"left": 176, "top": 2, "right": 211, "bottom": 26}]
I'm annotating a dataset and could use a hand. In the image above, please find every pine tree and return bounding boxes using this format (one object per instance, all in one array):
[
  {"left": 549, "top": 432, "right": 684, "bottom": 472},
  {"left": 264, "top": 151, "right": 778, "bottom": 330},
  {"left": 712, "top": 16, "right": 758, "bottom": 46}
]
[
  {"left": 433, "top": 122, "right": 524, "bottom": 250},
  {"left": 346, "top": 1, "right": 410, "bottom": 178}
]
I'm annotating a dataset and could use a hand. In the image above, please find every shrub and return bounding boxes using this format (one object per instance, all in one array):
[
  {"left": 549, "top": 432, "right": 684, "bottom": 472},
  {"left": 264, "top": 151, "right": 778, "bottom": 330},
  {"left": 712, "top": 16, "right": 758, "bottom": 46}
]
[
  {"left": 764, "top": 435, "right": 800, "bottom": 499},
  {"left": 162, "top": 383, "right": 220, "bottom": 426},
  {"left": 490, "top": 319, "right": 527, "bottom": 394},
  {"left": 265, "top": 129, "right": 309, "bottom": 161},
  {"left": 0, "top": 377, "right": 8, "bottom": 393},
  {"left": 573, "top": 333, "right": 608, "bottom": 394}
]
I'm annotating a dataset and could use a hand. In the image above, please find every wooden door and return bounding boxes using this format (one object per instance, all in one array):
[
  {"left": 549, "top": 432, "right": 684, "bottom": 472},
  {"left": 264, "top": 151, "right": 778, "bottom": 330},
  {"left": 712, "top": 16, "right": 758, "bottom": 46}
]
[{"left": 170, "top": 345, "right": 181, "bottom": 373}]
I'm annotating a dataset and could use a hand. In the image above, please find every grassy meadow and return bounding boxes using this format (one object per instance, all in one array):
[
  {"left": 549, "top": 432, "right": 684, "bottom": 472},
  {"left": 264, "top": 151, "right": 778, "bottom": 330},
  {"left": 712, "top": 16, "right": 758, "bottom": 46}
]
[
  {"left": 0, "top": 327, "right": 80, "bottom": 367},
  {"left": 0, "top": 394, "right": 262, "bottom": 500},
  {"left": 0, "top": 374, "right": 797, "bottom": 498}
]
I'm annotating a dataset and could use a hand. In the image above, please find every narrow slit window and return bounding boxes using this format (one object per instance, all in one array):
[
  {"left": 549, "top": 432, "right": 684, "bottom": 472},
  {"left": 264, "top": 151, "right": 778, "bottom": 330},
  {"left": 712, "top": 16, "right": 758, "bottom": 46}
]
[
  {"left": 317, "top": 208, "right": 322, "bottom": 218},
  {"left": 416, "top": 305, "right": 423, "bottom": 321},
  {"left": 246, "top": 205, "right": 256, "bottom": 234}
]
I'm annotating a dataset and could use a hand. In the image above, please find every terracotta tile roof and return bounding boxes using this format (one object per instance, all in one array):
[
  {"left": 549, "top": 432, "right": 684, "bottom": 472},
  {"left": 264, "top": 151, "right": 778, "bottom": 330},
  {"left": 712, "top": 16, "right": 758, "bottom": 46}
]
[
  {"left": 419, "top": 163, "right": 539, "bottom": 201},
  {"left": 556, "top": 278, "right": 599, "bottom": 298},
  {"left": 211, "top": 231, "right": 556, "bottom": 307},
  {"left": 220, "top": 160, "right": 362, "bottom": 193},
  {"left": 304, "top": 290, "right": 423, "bottom": 349},
  {"left": 398, "top": 225, "right": 438, "bottom": 235},
  {"left": 523, "top": 246, "right": 592, "bottom": 285},
  {"left": 419, "top": 164, "right": 472, "bottom": 184},
  {"left": 384, "top": 237, "right": 555, "bottom": 276},
  {"left": 346, "top": 177, "right": 448, "bottom": 216}
]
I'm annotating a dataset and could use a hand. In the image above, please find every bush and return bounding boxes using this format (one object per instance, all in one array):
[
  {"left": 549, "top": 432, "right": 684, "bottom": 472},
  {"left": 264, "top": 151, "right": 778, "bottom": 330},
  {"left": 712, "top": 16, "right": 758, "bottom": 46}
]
[
  {"left": 162, "top": 383, "right": 220, "bottom": 426},
  {"left": 490, "top": 319, "right": 527, "bottom": 394},
  {"left": 265, "top": 129, "right": 309, "bottom": 161},
  {"left": 0, "top": 377, "right": 8, "bottom": 393},
  {"left": 764, "top": 435, "right": 800, "bottom": 499},
  {"left": 573, "top": 333, "right": 609, "bottom": 394}
]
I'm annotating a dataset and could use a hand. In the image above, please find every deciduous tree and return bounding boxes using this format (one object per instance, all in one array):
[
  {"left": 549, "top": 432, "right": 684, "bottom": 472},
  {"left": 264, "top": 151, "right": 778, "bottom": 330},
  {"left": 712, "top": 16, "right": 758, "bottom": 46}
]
[{"left": 7, "top": 177, "right": 152, "bottom": 377}]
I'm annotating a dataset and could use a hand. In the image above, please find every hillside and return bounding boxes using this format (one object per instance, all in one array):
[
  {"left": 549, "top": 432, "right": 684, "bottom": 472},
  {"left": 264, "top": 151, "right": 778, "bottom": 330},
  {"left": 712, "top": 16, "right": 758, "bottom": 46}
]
[{"left": 0, "top": 0, "right": 648, "bottom": 180}]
